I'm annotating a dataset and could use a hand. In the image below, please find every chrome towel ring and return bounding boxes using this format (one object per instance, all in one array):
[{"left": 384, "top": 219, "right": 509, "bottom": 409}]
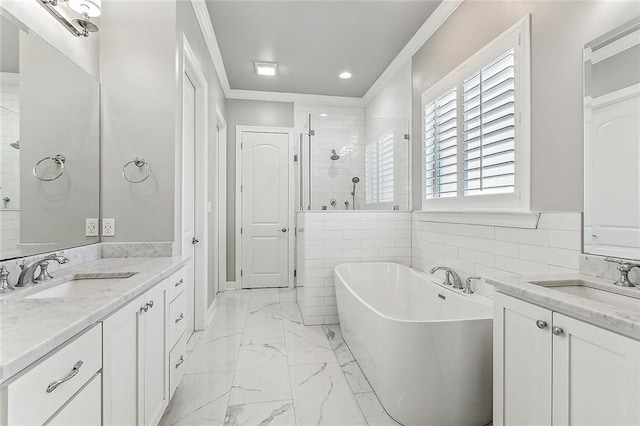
[
  {"left": 33, "top": 154, "right": 66, "bottom": 182},
  {"left": 122, "top": 157, "right": 152, "bottom": 183}
]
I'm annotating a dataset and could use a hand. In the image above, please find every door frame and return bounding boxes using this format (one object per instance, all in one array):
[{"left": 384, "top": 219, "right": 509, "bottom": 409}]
[
  {"left": 235, "top": 125, "right": 295, "bottom": 290},
  {"left": 180, "top": 33, "right": 208, "bottom": 330}
]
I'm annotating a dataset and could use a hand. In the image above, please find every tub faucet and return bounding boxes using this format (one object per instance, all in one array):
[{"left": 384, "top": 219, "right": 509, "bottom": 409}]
[
  {"left": 429, "top": 266, "right": 464, "bottom": 290},
  {"left": 16, "top": 254, "right": 70, "bottom": 287}
]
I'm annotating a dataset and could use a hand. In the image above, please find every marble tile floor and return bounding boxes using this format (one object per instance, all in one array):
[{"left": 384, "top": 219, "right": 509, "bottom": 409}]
[{"left": 159, "top": 288, "right": 400, "bottom": 426}]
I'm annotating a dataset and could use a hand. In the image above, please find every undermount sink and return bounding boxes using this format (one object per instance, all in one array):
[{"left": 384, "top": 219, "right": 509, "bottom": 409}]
[
  {"left": 530, "top": 279, "right": 640, "bottom": 312},
  {"left": 24, "top": 272, "right": 137, "bottom": 299}
]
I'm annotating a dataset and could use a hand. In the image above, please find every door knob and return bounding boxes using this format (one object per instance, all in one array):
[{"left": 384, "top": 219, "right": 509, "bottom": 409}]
[
  {"left": 192, "top": 237, "right": 199, "bottom": 244},
  {"left": 280, "top": 228, "right": 287, "bottom": 233}
]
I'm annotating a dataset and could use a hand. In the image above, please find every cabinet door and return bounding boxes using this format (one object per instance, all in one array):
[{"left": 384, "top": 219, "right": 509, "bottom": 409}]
[
  {"left": 46, "top": 373, "right": 101, "bottom": 426},
  {"left": 494, "top": 292, "right": 553, "bottom": 426},
  {"left": 552, "top": 313, "right": 640, "bottom": 425},
  {"left": 142, "top": 281, "right": 170, "bottom": 425},
  {"left": 102, "top": 294, "right": 145, "bottom": 425}
]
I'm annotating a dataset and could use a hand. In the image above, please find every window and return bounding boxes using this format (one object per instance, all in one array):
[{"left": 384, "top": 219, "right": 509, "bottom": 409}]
[
  {"left": 421, "top": 18, "right": 530, "bottom": 210},
  {"left": 365, "top": 131, "right": 394, "bottom": 204}
]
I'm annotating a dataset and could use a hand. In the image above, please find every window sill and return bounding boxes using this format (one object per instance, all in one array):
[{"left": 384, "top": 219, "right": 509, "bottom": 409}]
[{"left": 416, "top": 210, "right": 541, "bottom": 229}]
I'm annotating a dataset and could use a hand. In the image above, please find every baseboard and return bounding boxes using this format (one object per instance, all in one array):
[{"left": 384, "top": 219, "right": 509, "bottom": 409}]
[{"left": 225, "top": 281, "right": 237, "bottom": 291}]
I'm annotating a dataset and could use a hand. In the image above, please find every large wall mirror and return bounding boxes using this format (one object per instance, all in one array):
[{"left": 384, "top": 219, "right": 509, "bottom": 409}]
[
  {"left": 0, "top": 11, "right": 100, "bottom": 260},
  {"left": 584, "top": 17, "right": 640, "bottom": 259}
]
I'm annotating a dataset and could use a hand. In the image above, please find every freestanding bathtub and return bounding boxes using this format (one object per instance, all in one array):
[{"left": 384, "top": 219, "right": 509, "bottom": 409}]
[{"left": 335, "top": 262, "right": 493, "bottom": 426}]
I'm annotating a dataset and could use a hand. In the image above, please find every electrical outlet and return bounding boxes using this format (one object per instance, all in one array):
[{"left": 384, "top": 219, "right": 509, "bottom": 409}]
[
  {"left": 103, "top": 218, "right": 115, "bottom": 237},
  {"left": 85, "top": 218, "right": 99, "bottom": 237}
]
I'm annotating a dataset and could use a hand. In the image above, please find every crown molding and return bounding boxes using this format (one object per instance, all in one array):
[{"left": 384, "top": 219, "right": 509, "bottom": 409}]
[
  {"left": 227, "top": 89, "right": 364, "bottom": 106},
  {"left": 191, "top": 0, "right": 231, "bottom": 96},
  {"left": 191, "top": 0, "right": 461, "bottom": 106},
  {"left": 362, "top": 0, "right": 463, "bottom": 104}
]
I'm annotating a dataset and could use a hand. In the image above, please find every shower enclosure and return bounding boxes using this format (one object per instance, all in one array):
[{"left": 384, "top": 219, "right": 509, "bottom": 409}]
[{"left": 295, "top": 111, "right": 410, "bottom": 211}]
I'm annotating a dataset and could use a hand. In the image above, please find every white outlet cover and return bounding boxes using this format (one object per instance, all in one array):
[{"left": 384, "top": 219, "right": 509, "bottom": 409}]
[
  {"left": 85, "top": 218, "right": 99, "bottom": 237},
  {"left": 103, "top": 218, "right": 115, "bottom": 237}
]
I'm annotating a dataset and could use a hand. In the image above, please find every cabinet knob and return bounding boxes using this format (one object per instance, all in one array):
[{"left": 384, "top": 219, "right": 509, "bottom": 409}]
[
  {"left": 552, "top": 326, "right": 564, "bottom": 336},
  {"left": 148, "top": 300, "right": 154, "bottom": 309},
  {"left": 140, "top": 304, "right": 149, "bottom": 313},
  {"left": 536, "top": 320, "right": 548, "bottom": 329}
]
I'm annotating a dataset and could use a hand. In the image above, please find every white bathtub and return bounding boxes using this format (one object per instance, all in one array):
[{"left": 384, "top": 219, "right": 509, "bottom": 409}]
[{"left": 335, "top": 262, "right": 493, "bottom": 426}]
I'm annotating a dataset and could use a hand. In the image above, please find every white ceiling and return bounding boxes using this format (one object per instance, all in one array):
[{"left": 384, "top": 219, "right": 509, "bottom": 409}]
[{"left": 205, "top": 1, "right": 442, "bottom": 98}]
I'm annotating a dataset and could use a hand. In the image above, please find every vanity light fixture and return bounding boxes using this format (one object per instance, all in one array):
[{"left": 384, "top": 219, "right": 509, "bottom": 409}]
[
  {"left": 37, "top": 0, "right": 101, "bottom": 37},
  {"left": 339, "top": 71, "right": 353, "bottom": 80},
  {"left": 255, "top": 62, "right": 278, "bottom": 77}
]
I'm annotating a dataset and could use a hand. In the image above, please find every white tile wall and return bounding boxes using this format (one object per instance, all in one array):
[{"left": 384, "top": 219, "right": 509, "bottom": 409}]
[
  {"left": 0, "top": 73, "right": 20, "bottom": 252},
  {"left": 294, "top": 104, "right": 366, "bottom": 210},
  {"left": 296, "top": 211, "right": 411, "bottom": 325},
  {"left": 412, "top": 212, "right": 583, "bottom": 295},
  {"left": 364, "top": 62, "right": 411, "bottom": 210}
]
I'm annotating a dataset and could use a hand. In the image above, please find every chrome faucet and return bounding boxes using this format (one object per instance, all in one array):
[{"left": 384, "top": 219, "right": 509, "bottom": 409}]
[
  {"left": 16, "top": 254, "right": 69, "bottom": 287},
  {"left": 605, "top": 258, "right": 640, "bottom": 287},
  {"left": 429, "top": 266, "right": 464, "bottom": 290}
]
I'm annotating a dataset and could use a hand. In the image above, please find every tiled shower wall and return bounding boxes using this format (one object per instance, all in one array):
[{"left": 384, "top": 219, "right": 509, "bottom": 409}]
[
  {"left": 294, "top": 103, "right": 366, "bottom": 210},
  {"left": 296, "top": 211, "right": 411, "bottom": 325},
  {"left": 412, "top": 212, "right": 582, "bottom": 294},
  {"left": 364, "top": 62, "right": 411, "bottom": 210},
  {"left": 0, "top": 73, "right": 20, "bottom": 252}
]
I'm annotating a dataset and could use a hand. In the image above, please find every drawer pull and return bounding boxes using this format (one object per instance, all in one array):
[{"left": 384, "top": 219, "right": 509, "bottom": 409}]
[
  {"left": 175, "top": 355, "right": 184, "bottom": 369},
  {"left": 175, "top": 313, "right": 185, "bottom": 324},
  {"left": 46, "top": 360, "right": 83, "bottom": 393},
  {"left": 175, "top": 278, "right": 184, "bottom": 288},
  {"left": 536, "top": 320, "right": 548, "bottom": 329}
]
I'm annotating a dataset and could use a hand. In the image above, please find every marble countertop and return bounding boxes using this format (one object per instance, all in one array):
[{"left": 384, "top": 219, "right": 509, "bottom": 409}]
[
  {"left": 488, "top": 273, "right": 640, "bottom": 340},
  {"left": 0, "top": 256, "right": 190, "bottom": 383}
]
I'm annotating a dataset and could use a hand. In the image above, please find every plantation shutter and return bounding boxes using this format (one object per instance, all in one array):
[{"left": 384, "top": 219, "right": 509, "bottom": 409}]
[{"left": 463, "top": 49, "right": 516, "bottom": 196}]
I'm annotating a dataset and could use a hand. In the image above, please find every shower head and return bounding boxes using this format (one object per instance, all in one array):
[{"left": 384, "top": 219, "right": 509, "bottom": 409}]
[
  {"left": 352, "top": 176, "right": 360, "bottom": 184},
  {"left": 330, "top": 149, "right": 340, "bottom": 161},
  {"left": 10, "top": 140, "right": 19, "bottom": 150}
]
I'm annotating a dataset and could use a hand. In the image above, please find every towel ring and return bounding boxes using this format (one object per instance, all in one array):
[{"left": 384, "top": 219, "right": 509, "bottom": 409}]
[
  {"left": 33, "top": 154, "right": 66, "bottom": 182},
  {"left": 122, "top": 157, "right": 152, "bottom": 183}
]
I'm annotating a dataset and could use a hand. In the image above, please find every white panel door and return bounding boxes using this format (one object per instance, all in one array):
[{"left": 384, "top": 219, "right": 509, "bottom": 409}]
[
  {"left": 181, "top": 73, "right": 196, "bottom": 337},
  {"left": 552, "top": 313, "right": 640, "bottom": 426},
  {"left": 241, "top": 131, "right": 289, "bottom": 288},
  {"left": 494, "top": 292, "right": 553, "bottom": 426}
]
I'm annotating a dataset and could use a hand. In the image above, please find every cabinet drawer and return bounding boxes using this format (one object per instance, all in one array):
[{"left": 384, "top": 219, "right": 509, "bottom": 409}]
[
  {"left": 46, "top": 373, "right": 101, "bottom": 426},
  {"left": 168, "top": 267, "right": 186, "bottom": 302},
  {"left": 169, "top": 291, "right": 187, "bottom": 349},
  {"left": 169, "top": 332, "right": 188, "bottom": 399},
  {"left": 2, "top": 324, "right": 102, "bottom": 426}
]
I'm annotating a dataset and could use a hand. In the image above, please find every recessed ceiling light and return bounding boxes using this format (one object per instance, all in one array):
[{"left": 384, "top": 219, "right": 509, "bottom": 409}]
[
  {"left": 255, "top": 62, "right": 278, "bottom": 77},
  {"left": 339, "top": 71, "right": 353, "bottom": 80},
  {"left": 319, "top": 113, "right": 328, "bottom": 118}
]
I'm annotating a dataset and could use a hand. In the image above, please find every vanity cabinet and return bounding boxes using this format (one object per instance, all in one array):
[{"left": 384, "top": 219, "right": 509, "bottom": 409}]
[
  {"left": 0, "top": 324, "right": 102, "bottom": 426},
  {"left": 494, "top": 292, "right": 640, "bottom": 425},
  {"left": 102, "top": 280, "right": 170, "bottom": 426}
]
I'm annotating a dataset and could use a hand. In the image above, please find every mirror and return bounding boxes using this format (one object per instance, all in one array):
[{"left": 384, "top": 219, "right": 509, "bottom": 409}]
[
  {"left": 584, "top": 17, "right": 640, "bottom": 259},
  {"left": 0, "top": 12, "right": 100, "bottom": 260}
]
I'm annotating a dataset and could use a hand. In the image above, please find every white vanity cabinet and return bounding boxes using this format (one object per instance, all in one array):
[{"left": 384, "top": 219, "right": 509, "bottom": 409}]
[
  {"left": 0, "top": 324, "right": 102, "bottom": 426},
  {"left": 102, "top": 279, "right": 170, "bottom": 426},
  {"left": 494, "top": 292, "right": 640, "bottom": 426}
]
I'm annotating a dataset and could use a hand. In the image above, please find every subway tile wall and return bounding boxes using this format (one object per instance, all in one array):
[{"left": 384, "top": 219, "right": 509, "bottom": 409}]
[
  {"left": 294, "top": 103, "right": 366, "bottom": 210},
  {"left": 0, "top": 73, "right": 20, "bottom": 253},
  {"left": 296, "top": 211, "right": 411, "bottom": 325},
  {"left": 412, "top": 212, "right": 583, "bottom": 295},
  {"left": 364, "top": 62, "right": 411, "bottom": 210}
]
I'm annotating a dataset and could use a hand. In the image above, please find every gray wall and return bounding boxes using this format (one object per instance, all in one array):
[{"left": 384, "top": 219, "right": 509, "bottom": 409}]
[
  {"left": 411, "top": 0, "right": 640, "bottom": 212},
  {"left": 226, "top": 99, "right": 294, "bottom": 282},
  {"left": 100, "top": 0, "right": 177, "bottom": 242},
  {"left": 176, "top": 0, "right": 227, "bottom": 307}
]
